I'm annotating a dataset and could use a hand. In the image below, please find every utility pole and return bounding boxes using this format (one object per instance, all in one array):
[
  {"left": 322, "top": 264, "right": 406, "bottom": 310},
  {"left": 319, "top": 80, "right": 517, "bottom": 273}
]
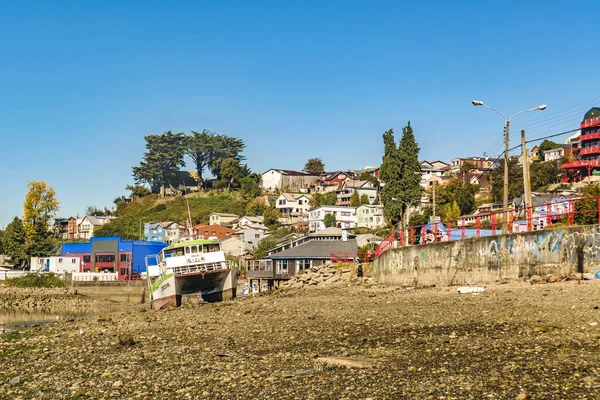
[
  {"left": 521, "top": 130, "right": 533, "bottom": 215},
  {"left": 503, "top": 120, "right": 510, "bottom": 234},
  {"left": 432, "top": 181, "right": 436, "bottom": 220}
]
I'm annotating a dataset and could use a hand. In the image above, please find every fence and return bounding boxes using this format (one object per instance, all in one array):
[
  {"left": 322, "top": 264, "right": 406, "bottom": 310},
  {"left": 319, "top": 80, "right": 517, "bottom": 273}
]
[
  {"left": 72, "top": 272, "right": 119, "bottom": 282},
  {"left": 0, "top": 271, "right": 29, "bottom": 280},
  {"left": 330, "top": 252, "right": 375, "bottom": 263},
  {"left": 375, "top": 195, "right": 600, "bottom": 257}
]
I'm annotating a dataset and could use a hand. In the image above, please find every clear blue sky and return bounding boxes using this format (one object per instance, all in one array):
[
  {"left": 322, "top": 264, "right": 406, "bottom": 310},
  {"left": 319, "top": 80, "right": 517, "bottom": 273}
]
[{"left": 1, "top": 0, "right": 598, "bottom": 227}]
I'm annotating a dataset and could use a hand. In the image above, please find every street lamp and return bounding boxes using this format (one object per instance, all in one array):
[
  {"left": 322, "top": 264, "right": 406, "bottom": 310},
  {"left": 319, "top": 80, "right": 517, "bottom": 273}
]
[{"left": 472, "top": 100, "right": 546, "bottom": 234}]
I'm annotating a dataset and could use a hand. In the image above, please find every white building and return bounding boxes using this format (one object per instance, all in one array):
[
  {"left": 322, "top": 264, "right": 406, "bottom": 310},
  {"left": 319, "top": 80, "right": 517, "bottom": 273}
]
[
  {"left": 420, "top": 160, "right": 449, "bottom": 188},
  {"left": 336, "top": 180, "right": 378, "bottom": 206},
  {"left": 275, "top": 193, "right": 313, "bottom": 217},
  {"left": 308, "top": 206, "right": 357, "bottom": 232},
  {"left": 544, "top": 147, "right": 566, "bottom": 162},
  {"left": 209, "top": 213, "right": 240, "bottom": 227},
  {"left": 356, "top": 205, "right": 386, "bottom": 230},
  {"left": 30, "top": 256, "right": 81, "bottom": 273},
  {"left": 78, "top": 216, "right": 115, "bottom": 239},
  {"left": 261, "top": 169, "right": 321, "bottom": 192}
]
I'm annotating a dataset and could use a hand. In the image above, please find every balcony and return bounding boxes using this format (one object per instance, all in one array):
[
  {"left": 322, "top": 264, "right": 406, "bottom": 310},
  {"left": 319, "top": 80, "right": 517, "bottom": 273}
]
[
  {"left": 580, "top": 146, "right": 600, "bottom": 156},
  {"left": 581, "top": 132, "right": 600, "bottom": 141},
  {"left": 562, "top": 160, "right": 600, "bottom": 169},
  {"left": 581, "top": 119, "right": 600, "bottom": 129}
]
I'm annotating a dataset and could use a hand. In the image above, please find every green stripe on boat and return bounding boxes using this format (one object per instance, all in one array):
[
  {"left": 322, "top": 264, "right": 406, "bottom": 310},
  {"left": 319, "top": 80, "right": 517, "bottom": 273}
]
[
  {"left": 151, "top": 273, "right": 174, "bottom": 292},
  {"left": 164, "top": 239, "right": 220, "bottom": 251}
]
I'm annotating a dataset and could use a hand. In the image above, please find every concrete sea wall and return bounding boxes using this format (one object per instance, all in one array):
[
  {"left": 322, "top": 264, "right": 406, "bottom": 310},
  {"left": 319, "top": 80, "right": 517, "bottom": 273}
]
[{"left": 373, "top": 224, "right": 600, "bottom": 287}]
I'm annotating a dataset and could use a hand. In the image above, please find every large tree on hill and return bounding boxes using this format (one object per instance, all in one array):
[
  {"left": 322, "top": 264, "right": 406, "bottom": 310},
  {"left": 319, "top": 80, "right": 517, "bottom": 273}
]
[
  {"left": 208, "top": 134, "right": 245, "bottom": 181},
  {"left": 304, "top": 157, "right": 325, "bottom": 173},
  {"left": 186, "top": 130, "right": 214, "bottom": 187},
  {"left": 380, "top": 123, "right": 423, "bottom": 240},
  {"left": 132, "top": 131, "right": 187, "bottom": 197}
]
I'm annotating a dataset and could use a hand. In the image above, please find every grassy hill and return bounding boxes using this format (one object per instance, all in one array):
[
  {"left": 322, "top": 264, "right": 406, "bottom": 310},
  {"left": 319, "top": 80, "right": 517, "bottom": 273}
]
[{"left": 94, "top": 192, "right": 249, "bottom": 240}]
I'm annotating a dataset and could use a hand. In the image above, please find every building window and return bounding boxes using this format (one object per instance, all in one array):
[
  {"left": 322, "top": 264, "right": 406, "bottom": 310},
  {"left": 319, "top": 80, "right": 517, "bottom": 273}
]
[
  {"left": 120, "top": 254, "right": 128, "bottom": 262},
  {"left": 71, "top": 259, "right": 76, "bottom": 264},
  {"left": 58, "top": 258, "right": 63, "bottom": 263},
  {"left": 95, "top": 254, "right": 115, "bottom": 263},
  {"left": 298, "top": 259, "right": 310, "bottom": 271},
  {"left": 83, "top": 255, "right": 91, "bottom": 263}
]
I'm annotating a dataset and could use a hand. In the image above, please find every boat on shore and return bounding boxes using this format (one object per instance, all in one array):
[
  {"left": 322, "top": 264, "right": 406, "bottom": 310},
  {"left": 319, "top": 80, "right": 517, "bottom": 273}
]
[{"left": 145, "top": 238, "right": 237, "bottom": 309}]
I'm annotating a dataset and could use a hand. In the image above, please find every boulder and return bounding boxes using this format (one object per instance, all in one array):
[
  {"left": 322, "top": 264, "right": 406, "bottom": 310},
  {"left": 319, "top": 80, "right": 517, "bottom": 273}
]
[
  {"left": 546, "top": 274, "right": 562, "bottom": 283},
  {"left": 583, "top": 273, "right": 595, "bottom": 280},
  {"left": 529, "top": 275, "right": 543, "bottom": 284}
]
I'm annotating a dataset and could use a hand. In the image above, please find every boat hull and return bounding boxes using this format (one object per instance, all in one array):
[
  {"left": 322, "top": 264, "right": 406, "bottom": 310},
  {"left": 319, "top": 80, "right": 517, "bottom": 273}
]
[{"left": 150, "top": 269, "right": 237, "bottom": 310}]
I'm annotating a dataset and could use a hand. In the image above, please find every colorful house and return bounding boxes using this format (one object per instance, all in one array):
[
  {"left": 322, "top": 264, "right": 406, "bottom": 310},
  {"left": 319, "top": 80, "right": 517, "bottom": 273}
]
[
  {"left": 562, "top": 107, "right": 600, "bottom": 180},
  {"left": 62, "top": 236, "right": 167, "bottom": 279}
]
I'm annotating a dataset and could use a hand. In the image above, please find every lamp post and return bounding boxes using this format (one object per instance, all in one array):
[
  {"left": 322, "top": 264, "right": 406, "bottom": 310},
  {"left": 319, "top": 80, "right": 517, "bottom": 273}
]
[{"left": 472, "top": 100, "right": 546, "bottom": 234}]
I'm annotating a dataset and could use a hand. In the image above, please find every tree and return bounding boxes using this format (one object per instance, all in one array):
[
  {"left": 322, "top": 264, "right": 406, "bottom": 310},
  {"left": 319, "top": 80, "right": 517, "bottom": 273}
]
[
  {"left": 350, "top": 192, "right": 361, "bottom": 207},
  {"left": 125, "top": 184, "right": 151, "bottom": 198},
  {"left": 23, "top": 181, "right": 60, "bottom": 242},
  {"left": 132, "top": 131, "right": 187, "bottom": 197},
  {"left": 2, "top": 217, "right": 26, "bottom": 266},
  {"left": 246, "top": 198, "right": 267, "bottom": 216},
  {"left": 360, "top": 194, "right": 370, "bottom": 205},
  {"left": 253, "top": 236, "right": 278, "bottom": 259},
  {"left": 357, "top": 172, "right": 380, "bottom": 188},
  {"left": 489, "top": 158, "right": 523, "bottom": 202},
  {"left": 304, "top": 157, "right": 325, "bottom": 173},
  {"left": 263, "top": 207, "right": 282, "bottom": 230},
  {"left": 324, "top": 213, "right": 337, "bottom": 228},
  {"left": 445, "top": 201, "right": 461, "bottom": 221},
  {"left": 537, "top": 140, "right": 560, "bottom": 161},
  {"left": 431, "top": 177, "right": 476, "bottom": 216},
  {"left": 575, "top": 184, "right": 600, "bottom": 225},
  {"left": 530, "top": 159, "right": 563, "bottom": 190},
  {"left": 85, "top": 205, "right": 110, "bottom": 216},
  {"left": 310, "top": 191, "right": 338, "bottom": 208},
  {"left": 240, "top": 175, "right": 262, "bottom": 199},
  {"left": 208, "top": 134, "right": 246, "bottom": 181},
  {"left": 186, "top": 130, "right": 214, "bottom": 187},
  {"left": 219, "top": 158, "right": 242, "bottom": 192},
  {"left": 380, "top": 123, "right": 424, "bottom": 233}
]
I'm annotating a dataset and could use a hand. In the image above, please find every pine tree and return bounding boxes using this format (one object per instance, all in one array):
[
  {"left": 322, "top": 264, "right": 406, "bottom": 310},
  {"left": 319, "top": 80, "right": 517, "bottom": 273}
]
[{"left": 380, "top": 129, "right": 403, "bottom": 227}]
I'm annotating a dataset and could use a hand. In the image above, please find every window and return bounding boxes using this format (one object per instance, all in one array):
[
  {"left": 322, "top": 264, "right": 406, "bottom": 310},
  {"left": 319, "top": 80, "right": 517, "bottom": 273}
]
[
  {"left": 95, "top": 254, "right": 115, "bottom": 263},
  {"left": 191, "top": 245, "right": 198, "bottom": 253},
  {"left": 212, "top": 231, "right": 216, "bottom": 235},
  {"left": 120, "top": 268, "right": 128, "bottom": 276},
  {"left": 277, "top": 260, "right": 288, "bottom": 274},
  {"left": 83, "top": 255, "right": 91, "bottom": 263},
  {"left": 298, "top": 259, "right": 310, "bottom": 271},
  {"left": 120, "top": 254, "right": 128, "bottom": 262},
  {"left": 71, "top": 259, "right": 77, "bottom": 264},
  {"left": 58, "top": 258, "right": 63, "bottom": 263},
  {"left": 255, "top": 234, "right": 260, "bottom": 238}
]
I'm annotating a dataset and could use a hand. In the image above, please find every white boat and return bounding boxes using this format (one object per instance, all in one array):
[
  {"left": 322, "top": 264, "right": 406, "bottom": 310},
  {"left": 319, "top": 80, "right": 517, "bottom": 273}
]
[{"left": 145, "top": 239, "right": 237, "bottom": 309}]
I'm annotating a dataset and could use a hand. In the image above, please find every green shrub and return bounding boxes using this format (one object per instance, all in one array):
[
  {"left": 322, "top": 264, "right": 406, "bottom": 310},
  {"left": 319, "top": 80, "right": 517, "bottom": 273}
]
[{"left": 5, "top": 273, "right": 65, "bottom": 288}]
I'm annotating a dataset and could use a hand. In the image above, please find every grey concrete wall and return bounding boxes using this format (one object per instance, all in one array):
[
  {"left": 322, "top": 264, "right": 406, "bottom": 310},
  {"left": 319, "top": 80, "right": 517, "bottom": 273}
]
[
  {"left": 373, "top": 225, "right": 600, "bottom": 287},
  {"left": 70, "top": 280, "right": 147, "bottom": 304}
]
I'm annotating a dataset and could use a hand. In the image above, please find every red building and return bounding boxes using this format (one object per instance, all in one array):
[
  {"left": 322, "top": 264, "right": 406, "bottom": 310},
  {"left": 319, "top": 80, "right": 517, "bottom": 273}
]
[
  {"left": 192, "top": 224, "right": 235, "bottom": 240},
  {"left": 562, "top": 107, "right": 600, "bottom": 181}
]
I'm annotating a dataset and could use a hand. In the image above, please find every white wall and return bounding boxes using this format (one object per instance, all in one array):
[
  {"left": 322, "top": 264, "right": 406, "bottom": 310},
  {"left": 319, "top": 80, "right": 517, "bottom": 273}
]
[
  {"left": 308, "top": 206, "right": 357, "bottom": 232},
  {"left": 30, "top": 257, "right": 81, "bottom": 273},
  {"left": 262, "top": 170, "right": 282, "bottom": 191}
]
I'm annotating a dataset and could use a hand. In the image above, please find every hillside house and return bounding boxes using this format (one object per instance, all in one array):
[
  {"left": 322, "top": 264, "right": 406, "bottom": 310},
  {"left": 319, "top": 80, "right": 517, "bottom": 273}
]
[
  {"left": 261, "top": 169, "right": 321, "bottom": 192},
  {"left": 450, "top": 157, "right": 494, "bottom": 174},
  {"left": 232, "top": 224, "right": 270, "bottom": 251},
  {"left": 78, "top": 216, "right": 115, "bottom": 239},
  {"left": 420, "top": 160, "right": 450, "bottom": 187},
  {"left": 544, "top": 145, "right": 572, "bottom": 162},
  {"left": 356, "top": 204, "right": 386, "bottom": 230},
  {"left": 308, "top": 205, "right": 357, "bottom": 232},
  {"left": 192, "top": 224, "right": 235, "bottom": 240},
  {"left": 208, "top": 213, "right": 239, "bottom": 227},
  {"left": 233, "top": 216, "right": 265, "bottom": 229},
  {"left": 275, "top": 193, "right": 313, "bottom": 217},
  {"left": 336, "top": 180, "right": 377, "bottom": 206},
  {"left": 144, "top": 221, "right": 185, "bottom": 244},
  {"left": 312, "top": 171, "right": 353, "bottom": 193}
]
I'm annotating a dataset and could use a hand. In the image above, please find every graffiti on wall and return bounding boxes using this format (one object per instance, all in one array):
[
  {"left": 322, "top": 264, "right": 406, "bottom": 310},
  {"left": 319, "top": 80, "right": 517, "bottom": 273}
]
[{"left": 563, "top": 228, "right": 600, "bottom": 269}]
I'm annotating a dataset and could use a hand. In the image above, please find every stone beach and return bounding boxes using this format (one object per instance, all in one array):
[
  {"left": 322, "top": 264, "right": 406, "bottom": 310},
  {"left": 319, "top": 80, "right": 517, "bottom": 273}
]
[{"left": 1, "top": 280, "right": 600, "bottom": 399}]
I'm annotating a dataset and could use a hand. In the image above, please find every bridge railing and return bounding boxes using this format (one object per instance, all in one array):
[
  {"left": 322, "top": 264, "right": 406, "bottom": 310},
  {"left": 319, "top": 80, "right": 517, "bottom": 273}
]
[{"left": 375, "top": 195, "right": 600, "bottom": 257}]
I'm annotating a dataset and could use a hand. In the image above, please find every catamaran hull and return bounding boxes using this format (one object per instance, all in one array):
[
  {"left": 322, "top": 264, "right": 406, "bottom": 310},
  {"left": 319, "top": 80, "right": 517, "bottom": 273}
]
[{"left": 150, "top": 269, "right": 237, "bottom": 309}]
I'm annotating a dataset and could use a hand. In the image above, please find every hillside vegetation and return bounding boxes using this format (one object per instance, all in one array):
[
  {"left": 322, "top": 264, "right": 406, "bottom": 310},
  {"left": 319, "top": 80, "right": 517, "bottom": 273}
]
[{"left": 94, "top": 193, "right": 249, "bottom": 240}]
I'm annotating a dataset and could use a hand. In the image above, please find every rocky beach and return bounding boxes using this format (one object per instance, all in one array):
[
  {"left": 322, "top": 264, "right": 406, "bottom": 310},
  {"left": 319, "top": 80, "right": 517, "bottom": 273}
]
[{"left": 1, "top": 280, "right": 600, "bottom": 399}]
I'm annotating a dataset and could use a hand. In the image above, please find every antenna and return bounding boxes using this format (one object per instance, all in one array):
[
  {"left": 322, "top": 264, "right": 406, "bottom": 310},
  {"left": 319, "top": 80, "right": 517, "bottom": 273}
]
[{"left": 182, "top": 181, "right": 193, "bottom": 238}]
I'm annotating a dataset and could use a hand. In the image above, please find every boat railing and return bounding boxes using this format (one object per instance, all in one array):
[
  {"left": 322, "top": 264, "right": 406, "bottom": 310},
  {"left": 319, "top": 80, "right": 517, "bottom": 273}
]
[{"left": 170, "top": 261, "right": 230, "bottom": 276}]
